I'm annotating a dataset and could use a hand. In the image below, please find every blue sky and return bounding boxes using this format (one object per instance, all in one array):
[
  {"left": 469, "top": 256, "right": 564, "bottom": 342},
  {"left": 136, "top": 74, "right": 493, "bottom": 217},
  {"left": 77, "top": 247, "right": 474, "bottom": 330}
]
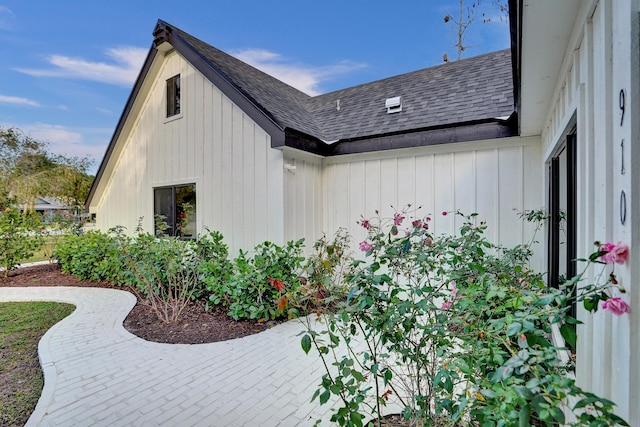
[{"left": 0, "top": 1, "right": 509, "bottom": 173}]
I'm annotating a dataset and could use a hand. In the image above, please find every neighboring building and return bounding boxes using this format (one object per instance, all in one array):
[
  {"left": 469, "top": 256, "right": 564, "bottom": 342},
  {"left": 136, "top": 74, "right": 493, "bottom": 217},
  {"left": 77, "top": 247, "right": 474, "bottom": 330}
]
[
  {"left": 86, "top": 0, "right": 639, "bottom": 422},
  {"left": 22, "top": 197, "right": 72, "bottom": 222},
  {"left": 33, "top": 197, "right": 70, "bottom": 213}
]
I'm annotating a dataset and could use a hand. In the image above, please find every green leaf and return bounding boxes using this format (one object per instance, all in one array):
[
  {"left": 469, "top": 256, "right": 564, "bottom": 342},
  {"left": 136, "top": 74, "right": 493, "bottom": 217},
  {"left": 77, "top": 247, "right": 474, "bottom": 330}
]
[
  {"left": 350, "top": 411, "right": 364, "bottom": 427},
  {"left": 506, "top": 321, "right": 522, "bottom": 336},
  {"left": 583, "top": 297, "right": 597, "bottom": 312},
  {"left": 513, "top": 385, "right": 533, "bottom": 400},
  {"left": 351, "top": 370, "right": 366, "bottom": 382},
  {"left": 518, "top": 404, "right": 531, "bottom": 427},
  {"left": 319, "top": 389, "right": 331, "bottom": 404},
  {"left": 560, "top": 323, "right": 577, "bottom": 348},
  {"left": 301, "top": 334, "right": 312, "bottom": 354},
  {"left": 549, "top": 407, "right": 565, "bottom": 424}
]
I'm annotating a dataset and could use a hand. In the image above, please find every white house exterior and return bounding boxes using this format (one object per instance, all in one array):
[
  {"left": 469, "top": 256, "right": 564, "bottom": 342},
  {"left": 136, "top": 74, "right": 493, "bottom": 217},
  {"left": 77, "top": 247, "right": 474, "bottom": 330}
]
[
  {"left": 512, "top": 0, "right": 639, "bottom": 423},
  {"left": 86, "top": 1, "right": 639, "bottom": 422},
  {"left": 87, "top": 21, "right": 540, "bottom": 259}
]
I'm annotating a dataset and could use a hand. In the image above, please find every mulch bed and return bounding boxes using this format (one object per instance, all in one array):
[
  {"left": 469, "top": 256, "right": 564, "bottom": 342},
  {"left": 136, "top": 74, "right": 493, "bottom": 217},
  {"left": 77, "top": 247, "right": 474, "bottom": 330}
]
[{"left": 1, "top": 263, "right": 279, "bottom": 344}]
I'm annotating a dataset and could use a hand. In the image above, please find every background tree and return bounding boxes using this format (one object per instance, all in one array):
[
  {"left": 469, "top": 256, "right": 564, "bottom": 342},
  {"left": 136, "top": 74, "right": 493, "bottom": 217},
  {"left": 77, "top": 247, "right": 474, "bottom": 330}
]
[
  {"left": 47, "top": 155, "right": 95, "bottom": 216},
  {"left": 443, "top": 0, "right": 509, "bottom": 62},
  {"left": 0, "top": 127, "right": 94, "bottom": 215}
]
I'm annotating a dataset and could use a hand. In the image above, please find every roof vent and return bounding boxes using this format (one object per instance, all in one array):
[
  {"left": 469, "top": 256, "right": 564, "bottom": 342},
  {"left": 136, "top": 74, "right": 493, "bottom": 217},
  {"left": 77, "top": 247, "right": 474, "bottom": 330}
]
[{"left": 385, "top": 96, "right": 402, "bottom": 113}]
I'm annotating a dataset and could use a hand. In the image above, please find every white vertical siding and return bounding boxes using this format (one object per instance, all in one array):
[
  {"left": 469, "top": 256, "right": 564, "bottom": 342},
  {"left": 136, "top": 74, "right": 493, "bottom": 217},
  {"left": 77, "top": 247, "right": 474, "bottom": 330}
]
[
  {"left": 283, "top": 151, "right": 323, "bottom": 249},
  {"left": 539, "top": 0, "right": 639, "bottom": 422},
  {"left": 94, "top": 51, "right": 284, "bottom": 256},
  {"left": 322, "top": 137, "right": 542, "bottom": 267}
]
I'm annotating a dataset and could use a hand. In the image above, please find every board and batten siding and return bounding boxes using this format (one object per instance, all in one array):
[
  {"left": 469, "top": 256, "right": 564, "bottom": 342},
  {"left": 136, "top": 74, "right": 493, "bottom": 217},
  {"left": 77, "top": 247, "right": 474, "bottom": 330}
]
[
  {"left": 94, "top": 50, "right": 285, "bottom": 256},
  {"left": 538, "top": 0, "right": 639, "bottom": 423},
  {"left": 321, "top": 136, "right": 543, "bottom": 269},
  {"left": 282, "top": 150, "right": 324, "bottom": 247}
]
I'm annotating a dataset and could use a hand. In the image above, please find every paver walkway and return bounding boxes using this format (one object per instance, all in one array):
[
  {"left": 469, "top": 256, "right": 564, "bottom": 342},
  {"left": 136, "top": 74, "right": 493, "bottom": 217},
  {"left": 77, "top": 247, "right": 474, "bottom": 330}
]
[{"left": 0, "top": 286, "right": 344, "bottom": 426}]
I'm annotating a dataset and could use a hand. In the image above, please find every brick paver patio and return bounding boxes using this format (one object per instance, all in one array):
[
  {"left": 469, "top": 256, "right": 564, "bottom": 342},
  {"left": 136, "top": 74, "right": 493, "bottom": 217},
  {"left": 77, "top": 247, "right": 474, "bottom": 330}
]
[{"left": 0, "top": 286, "right": 352, "bottom": 426}]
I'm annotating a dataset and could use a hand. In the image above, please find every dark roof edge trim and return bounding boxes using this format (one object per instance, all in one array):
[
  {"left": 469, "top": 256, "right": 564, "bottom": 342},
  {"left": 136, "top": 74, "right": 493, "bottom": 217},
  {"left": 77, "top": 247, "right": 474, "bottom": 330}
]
[
  {"left": 85, "top": 47, "right": 158, "bottom": 212},
  {"left": 283, "top": 116, "right": 518, "bottom": 157},
  {"left": 509, "top": 0, "right": 522, "bottom": 134},
  {"left": 157, "top": 20, "right": 286, "bottom": 147}
]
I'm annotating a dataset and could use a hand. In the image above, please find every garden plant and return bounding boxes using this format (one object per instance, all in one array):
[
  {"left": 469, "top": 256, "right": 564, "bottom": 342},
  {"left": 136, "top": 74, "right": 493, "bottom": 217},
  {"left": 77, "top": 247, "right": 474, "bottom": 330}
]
[
  {"left": 49, "top": 206, "right": 630, "bottom": 425},
  {"left": 0, "top": 200, "right": 44, "bottom": 278},
  {"left": 300, "top": 208, "right": 630, "bottom": 427}
]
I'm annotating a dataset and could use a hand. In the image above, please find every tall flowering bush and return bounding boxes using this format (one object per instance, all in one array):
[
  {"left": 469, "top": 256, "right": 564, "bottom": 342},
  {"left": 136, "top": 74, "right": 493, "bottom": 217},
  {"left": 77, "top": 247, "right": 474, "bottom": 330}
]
[
  {"left": 301, "top": 208, "right": 629, "bottom": 426},
  {"left": 0, "top": 200, "right": 44, "bottom": 278}
]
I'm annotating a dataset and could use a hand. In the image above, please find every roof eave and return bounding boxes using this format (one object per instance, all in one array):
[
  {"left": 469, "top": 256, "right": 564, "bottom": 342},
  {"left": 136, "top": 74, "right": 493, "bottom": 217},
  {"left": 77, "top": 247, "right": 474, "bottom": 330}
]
[
  {"left": 282, "top": 116, "right": 518, "bottom": 157},
  {"left": 85, "top": 46, "right": 158, "bottom": 212},
  {"left": 153, "top": 20, "right": 286, "bottom": 146},
  {"left": 508, "top": 0, "right": 522, "bottom": 135},
  {"left": 85, "top": 20, "right": 289, "bottom": 212}
]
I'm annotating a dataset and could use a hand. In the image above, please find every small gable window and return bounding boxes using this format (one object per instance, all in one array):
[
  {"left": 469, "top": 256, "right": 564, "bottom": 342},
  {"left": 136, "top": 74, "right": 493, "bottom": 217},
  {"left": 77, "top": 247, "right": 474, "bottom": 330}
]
[{"left": 166, "top": 74, "right": 181, "bottom": 117}]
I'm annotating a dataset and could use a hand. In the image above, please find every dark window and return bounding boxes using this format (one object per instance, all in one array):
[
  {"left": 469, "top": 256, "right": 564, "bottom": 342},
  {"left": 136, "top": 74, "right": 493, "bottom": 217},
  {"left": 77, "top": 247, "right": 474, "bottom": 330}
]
[
  {"left": 154, "top": 184, "right": 196, "bottom": 239},
  {"left": 166, "top": 75, "right": 181, "bottom": 117},
  {"left": 548, "top": 129, "right": 577, "bottom": 346}
]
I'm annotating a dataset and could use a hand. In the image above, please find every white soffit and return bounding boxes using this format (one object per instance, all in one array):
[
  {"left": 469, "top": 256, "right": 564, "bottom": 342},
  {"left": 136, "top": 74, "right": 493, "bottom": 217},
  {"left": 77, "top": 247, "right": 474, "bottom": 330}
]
[{"left": 520, "top": 0, "right": 581, "bottom": 137}]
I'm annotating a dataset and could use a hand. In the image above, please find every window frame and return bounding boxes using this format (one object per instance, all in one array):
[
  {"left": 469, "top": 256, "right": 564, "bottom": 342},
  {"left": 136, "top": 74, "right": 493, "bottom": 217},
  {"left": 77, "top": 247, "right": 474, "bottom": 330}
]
[
  {"left": 153, "top": 183, "right": 196, "bottom": 239},
  {"left": 547, "top": 126, "right": 577, "bottom": 349},
  {"left": 166, "top": 74, "right": 181, "bottom": 118}
]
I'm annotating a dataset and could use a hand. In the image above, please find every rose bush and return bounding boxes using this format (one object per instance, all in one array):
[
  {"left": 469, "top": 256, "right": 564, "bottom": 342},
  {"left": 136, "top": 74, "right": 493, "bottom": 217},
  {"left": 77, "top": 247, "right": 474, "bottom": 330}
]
[{"left": 300, "top": 208, "right": 629, "bottom": 427}]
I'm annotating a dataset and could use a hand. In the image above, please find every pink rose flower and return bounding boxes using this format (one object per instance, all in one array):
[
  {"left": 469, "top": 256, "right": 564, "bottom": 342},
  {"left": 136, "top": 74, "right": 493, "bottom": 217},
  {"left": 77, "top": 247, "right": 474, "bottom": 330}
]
[
  {"left": 601, "top": 297, "right": 630, "bottom": 315},
  {"left": 600, "top": 242, "right": 629, "bottom": 264},
  {"left": 441, "top": 285, "right": 459, "bottom": 310},
  {"left": 359, "top": 241, "right": 373, "bottom": 252},
  {"left": 394, "top": 213, "right": 405, "bottom": 226}
]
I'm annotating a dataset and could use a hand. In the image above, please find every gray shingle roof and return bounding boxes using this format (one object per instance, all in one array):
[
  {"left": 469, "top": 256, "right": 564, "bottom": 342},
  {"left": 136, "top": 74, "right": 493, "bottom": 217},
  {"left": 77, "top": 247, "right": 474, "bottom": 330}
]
[{"left": 168, "top": 21, "right": 513, "bottom": 143}]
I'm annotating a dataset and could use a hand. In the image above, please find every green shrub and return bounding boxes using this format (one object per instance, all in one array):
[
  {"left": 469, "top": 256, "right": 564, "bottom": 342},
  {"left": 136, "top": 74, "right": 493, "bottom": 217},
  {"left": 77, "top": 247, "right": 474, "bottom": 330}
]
[
  {"left": 198, "top": 230, "right": 233, "bottom": 303},
  {"left": 53, "top": 230, "right": 124, "bottom": 282},
  {"left": 216, "top": 239, "right": 305, "bottom": 321},
  {"left": 286, "top": 228, "right": 353, "bottom": 317},
  {"left": 0, "top": 200, "right": 44, "bottom": 278},
  {"left": 116, "top": 230, "right": 201, "bottom": 323},
  {"left": 300, "top": 209, "right": 629, "bottom": 427}
]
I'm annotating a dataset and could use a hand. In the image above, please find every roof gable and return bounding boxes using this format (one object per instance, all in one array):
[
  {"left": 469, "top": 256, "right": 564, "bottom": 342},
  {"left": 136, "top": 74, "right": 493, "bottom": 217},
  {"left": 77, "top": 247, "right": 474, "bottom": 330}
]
[
  {"left": 87, "top": 19, "right": 516, "bottom": 210},
  {"left": 158, "top": 20, "right": 514, "bottom": 144}
]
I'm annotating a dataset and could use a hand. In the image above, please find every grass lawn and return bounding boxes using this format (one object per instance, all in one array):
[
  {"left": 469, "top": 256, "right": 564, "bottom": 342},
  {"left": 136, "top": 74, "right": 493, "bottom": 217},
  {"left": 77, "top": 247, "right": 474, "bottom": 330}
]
[{"left": 0, "top": 302, "right": 75, "bottom": 427}]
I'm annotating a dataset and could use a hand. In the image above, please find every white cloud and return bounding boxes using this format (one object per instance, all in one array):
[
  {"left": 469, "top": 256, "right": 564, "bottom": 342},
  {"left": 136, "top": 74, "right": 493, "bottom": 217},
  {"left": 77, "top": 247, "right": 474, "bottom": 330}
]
[
  {"left": 22, "top": 123, "right": 107, "bottom": 165},
  {"left": 0, "top": 94, "right": 40, "bottom": 107},
  {"left": 232, "top": 48, "right": 366, "bottom": 96},
  {"left": 95, "top": 107, "right": 112, "bottom": 115},
  {"left": 0, "top": 6, "right": 14, "bottom": 30},
  {"left": 14, "top": 46, "right": 147, "bottom": 87}
]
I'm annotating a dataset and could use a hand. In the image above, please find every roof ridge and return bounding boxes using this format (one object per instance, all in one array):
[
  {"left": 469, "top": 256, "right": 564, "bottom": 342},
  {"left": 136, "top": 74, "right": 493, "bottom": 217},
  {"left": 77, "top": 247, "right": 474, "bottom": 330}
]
[
  {"left": 155, "top": 20, "right": 513, "bottom": 144},
  {"left": 313, "top": 49, "right": 511, "bottom": 99},
  {"left": 158, "top": 20, "right": 329, "bottom": 139}
]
